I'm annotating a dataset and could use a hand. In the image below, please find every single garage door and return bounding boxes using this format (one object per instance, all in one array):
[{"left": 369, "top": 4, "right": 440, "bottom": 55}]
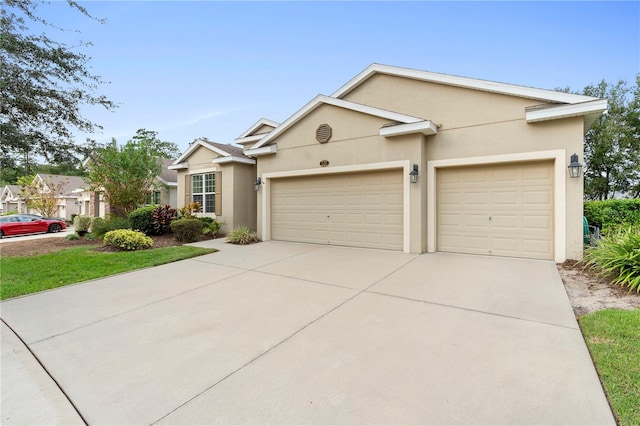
[
  {"left": 271, "top": 170, "right": 403, "bottom": 250},
  {"left": 437, "top": 161, "right": 554, "bottom": 260}
]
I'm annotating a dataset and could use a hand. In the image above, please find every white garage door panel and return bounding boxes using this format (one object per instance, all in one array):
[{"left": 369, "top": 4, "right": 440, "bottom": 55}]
[
  {"left": 438, "top": 161, "right": 554, "bottom": 260},
  {"left": 271, "top": 170, "right": 403, "bottom": 250}
]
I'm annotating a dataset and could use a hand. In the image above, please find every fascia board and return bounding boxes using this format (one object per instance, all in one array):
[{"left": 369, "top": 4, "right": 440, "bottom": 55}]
[
  {"left": 173, "top": 140, "right": 231, "bottom": 164},
  {"left": 237, "top": 118, "right": 280, "bottom": 138},
  {"left": 235, "top": 134, "right": 264, "bottom": 145},
  {"left": 251, "top": 95, "right": 424, "bottom": 149},
  {"left": 526, "top": 99, "right": 608, "bottom": 123},
  {"left": 211, "top": 156, "right": 256, "bottom": 165},
  {"left": 244, "top": 145, "right": 278, "bottom": 157},
  {"left": 168, "top": 162, "right": 188, "bottom": 170},
  {"left": 332, "top": 63, "right": 600, "bottom": 104},
  {"left": 380, "top": 120, "right": 438, "bottom": 137}
]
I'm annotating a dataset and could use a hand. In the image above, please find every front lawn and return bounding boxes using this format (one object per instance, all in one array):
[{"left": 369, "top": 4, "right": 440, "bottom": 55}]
[
  {"left": 0, "top": 245, "right": 216, "bottom": 300},
  {"left": 579, "top": 309, "right": 640, "bottom": 426}
]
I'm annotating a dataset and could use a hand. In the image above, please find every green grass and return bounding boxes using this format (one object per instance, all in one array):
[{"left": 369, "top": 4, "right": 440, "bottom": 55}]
[
  {"left": 0, "top": 245, "right": 216, "bottom": 300},
  {"left": 579, "top": 309, "right": 640, "bottom": 426}
]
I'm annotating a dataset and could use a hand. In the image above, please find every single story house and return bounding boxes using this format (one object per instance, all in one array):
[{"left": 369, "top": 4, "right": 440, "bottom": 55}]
[
  {"left": 173, "top": 64, "right": 607, "bottom": 261},
  {"left": 0, "top": 185, "right": 22, "bottom": 214}
]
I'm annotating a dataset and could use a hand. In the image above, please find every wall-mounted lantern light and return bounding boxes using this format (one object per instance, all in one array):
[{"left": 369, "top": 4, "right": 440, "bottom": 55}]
[
  {"left": 568, "top": 153, "right": 583, "bottom": 179},
  {"left": 409, "top": 164, "right": 419, "bottom": 184},
  {"left": 254, "top": 177, "right": 263, "bottom": 191}
]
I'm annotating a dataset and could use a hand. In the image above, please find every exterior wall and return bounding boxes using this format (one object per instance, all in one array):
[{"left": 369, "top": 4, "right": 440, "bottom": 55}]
[
  {"left": 253, "top": 124, "right": 275, "bottom": 135},
  {"left": 232, "top": 163, "right": 257, "bottom": 231},
  {"left": 256, "top": 104, "right": 425, "bottom": 253}
]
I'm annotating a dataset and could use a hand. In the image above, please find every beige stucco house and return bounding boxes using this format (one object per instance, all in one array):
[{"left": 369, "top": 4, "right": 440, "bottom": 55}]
[{"left": 173, "top": 64, "right": 607, "bottom": 261}]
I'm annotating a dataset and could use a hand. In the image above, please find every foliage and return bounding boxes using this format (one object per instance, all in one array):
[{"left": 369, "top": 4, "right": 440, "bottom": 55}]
[
  {"left": 73, "top": 215, "right": 92, "bottom": 233},
  {"left": 103, "top": 229, "right": 153, "bottom": 251},
  {"left": 18, "top": 175, "right": 65, "bottom": 217},
  {"left": 0, "top": 245, "right": 216, "bottom": 300},
  {"left": 128, "top": 206, "right": 155, "bottom": 235},
  {"left": 90, "top": 215, "right": 131, "bottom": 238},
  {"left": 199, "top": 216, "right": 214, "bottom": 226},
  {"left": 202, "top": 219, "right": 224, "bottom": 237},
  {"left": 583, "top": 76, "right": 640, "bottom": 200},
  {"left": 66, "top": 233, "right": 79, "bottom": 241},
  {"left": 584, "top": 199, "right": 640, "bottom": 232},
  {"left": 178, "top": 202, "right": 201, "bottom": 219},
  {"left": 579, "top": 309, "right": 640, "bottom": 425},
  {"left": 170, "top": 218, "right": 202, "bottom": 243},
  {"left": 0, "top": 0, "right": 115, "bottom": 180},
  {"left": 90, "top": 217, "right": 106, "bottom": 236},
  {"left": 85, "top": 129, "right": 179, "bottom": 217},
  {"left": 227, "top": 225, "right": 258, "bottom": 245},
  {"left": 583, "top": 226, "right": 640, "bottom": 292},
  {"left": 151, "top": 204, "right": 177, "bottom": 235}
]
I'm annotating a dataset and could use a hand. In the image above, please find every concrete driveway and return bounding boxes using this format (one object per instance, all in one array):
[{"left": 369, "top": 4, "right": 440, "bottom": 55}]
[{"left": 1, "top": 240, "right": 614, "bottom": 425}]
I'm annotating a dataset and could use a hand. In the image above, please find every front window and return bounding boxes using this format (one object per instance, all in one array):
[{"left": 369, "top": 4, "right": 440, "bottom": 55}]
[
  {"left": 192, "top": 173, "right": 215, "bottom": 213},
  {"left": 146, "top": 190, "right": 161, "bottom": 205}
]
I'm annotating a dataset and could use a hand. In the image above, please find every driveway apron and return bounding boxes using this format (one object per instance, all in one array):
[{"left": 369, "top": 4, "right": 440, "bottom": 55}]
[{"left": 1, "top": 240, "right": 615, "bottom": 425}]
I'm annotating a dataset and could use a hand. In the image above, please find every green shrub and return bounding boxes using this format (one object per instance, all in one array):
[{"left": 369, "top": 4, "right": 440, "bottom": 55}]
[
  {"left": 199, "top": 216, "right": 214, "bottom": 226},
  {"left": 128, "top": 206, "right": 155, "bottom": 235},
  {"left": 170, "top": 218, "right": 203, "bottom": 243},
  {"left": 105, "top": 215, "right": 131, "bottom": 232},
  {"left": 202, "top": 220, "right": 224, "bottom": 237},
  {"left": 66, "top": 233, "right": 79, "bottom": 241},
  {"left": 103, "top": 229, "right": 153, "bottom": 251},
  {"left": 584, "top": 199, "right": 640, "bottom": 234},
  {"left": 151, "top": 205, "right": 177, "bottom": 235},
  {"left": 583, "top": 226, "right": 640, "bottom": 292},
  {"left": 227, "top": 225, "right": 258, "bottom": 245},
  {"left": 90, "top": 217, "right": 107, "bottom": 236},
  {"left": 73, "top": 215, "right": 92, "bottom": 234}
]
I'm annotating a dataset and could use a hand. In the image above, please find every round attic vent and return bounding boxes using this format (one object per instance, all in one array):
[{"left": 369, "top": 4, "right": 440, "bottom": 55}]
[{"left": 316, "top": 124, "right": 332, "bottom": 143}]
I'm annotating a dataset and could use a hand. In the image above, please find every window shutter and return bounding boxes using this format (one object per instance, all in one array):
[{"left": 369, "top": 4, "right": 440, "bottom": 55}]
[
  {"left": 184, "top": 174, "right": 191, "bottom": 206},
  {"left": 215, "top": 171, "right": 222, "bottom": 216}
]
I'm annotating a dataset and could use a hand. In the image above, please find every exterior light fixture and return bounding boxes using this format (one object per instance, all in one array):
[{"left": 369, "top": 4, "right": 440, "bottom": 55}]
[
  {"left": 409, "top": 164, "right": 419, "bottom": 184},
  {"left": 253, "top": 177, "right": 263, "bottom": 191},
  {"left": 568, "top": 153, "right": 583, "bottom": 179}
]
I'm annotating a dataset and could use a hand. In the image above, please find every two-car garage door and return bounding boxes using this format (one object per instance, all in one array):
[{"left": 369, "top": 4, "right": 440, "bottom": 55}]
[
  {"left": 271, "top": 170, "right": 403, "bottom": 250},
  {"left": 437, "top": 161, "right": 554, "bottom": 260}
]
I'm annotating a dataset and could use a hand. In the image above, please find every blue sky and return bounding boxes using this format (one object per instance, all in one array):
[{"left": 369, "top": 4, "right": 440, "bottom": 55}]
[{"left": 38, "top": 1, "right": 639, "bottom": 154}]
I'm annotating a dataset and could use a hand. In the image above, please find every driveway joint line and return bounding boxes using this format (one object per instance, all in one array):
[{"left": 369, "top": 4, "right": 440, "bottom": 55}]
[
  {"left": 366, "top": 290, "right": 580, "bottom": 330},
  {"left": 1, "top": 318, "right": 88, "bottom": 425},
  {"left": 150, "top": 254, "right": 421, "bottom": 425},
  {"left": 27, "top": 268, "right": 250, "bottom": 345}
]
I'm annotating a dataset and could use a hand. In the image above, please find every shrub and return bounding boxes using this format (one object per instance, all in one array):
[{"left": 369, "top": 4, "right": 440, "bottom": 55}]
[
  {"left": 90, "top": 217, "right": 107, "bottom": 236},
  {"left": 583, "top": 226, "right": 640, "bottom": 292},
  {"left": 202, "top": 220, "right": 224, "bottom": 237},
  {"left": 105, "top": 215, "right": 131, "bottom": 231},
  {"left": 227, "top": 225, "right": 258, "bottom": 245},
  {"left": 178, "top": 202, "right": 201, "bottom": 219},
  {"left": 199, "top": 216, "right": 214, "bottom": 226},
  {"left": 151, "top": 205, "right": 177, "bottom": 235},
  {"left": 103, "top": 229, "right": 153, "bottom": 251},
  {"left": 73, "top": 215, "right": 92, "bottom": 234},
  {"left": 128, "top": 206, "right": 155, "bottom": 235},
  {"left": 170, "top": 218, "right": 203, "bottom": 243},
  {"left": 66, "top": 233, "right": 79, "bottom": 241},
  {"left": 584, "top": 199, "right": 640, "bottom": 234}
]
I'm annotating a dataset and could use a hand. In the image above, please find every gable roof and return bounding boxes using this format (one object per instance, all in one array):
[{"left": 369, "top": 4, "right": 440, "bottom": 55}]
[
  {"left": 1, "top": 185, "right": 20, "bottom": 201},
  {"left": 250, "top": 95, "right": 427, "bottom": 150},
  {"left": 332, "top": 63, "right": 600, "bottom": 105},
  {"left": 157, "top": 159, "right": 178, "bottom": 185},
  {"left": 237, "top": 118, "right": 280, "bottom": 139},
  {"left": 36, "top": 174, "right": 88, "bottom": 196},
  {"left": 170, "top": 140, "right": 252, "bottom": 169}
]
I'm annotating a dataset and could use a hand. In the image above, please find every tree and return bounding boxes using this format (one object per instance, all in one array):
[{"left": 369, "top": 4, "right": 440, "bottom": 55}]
[
  {"left": 583, "top": 76, "right": 640, "bottom": 200},
  {"left": 1, "top": 0, "right": 115, "bottom": 179},
  {"left": 86, "top": 129, "right": 180, "bottom": 217},
  {"left": 18, "top": 175, "right": 66, "bottom": 217}
]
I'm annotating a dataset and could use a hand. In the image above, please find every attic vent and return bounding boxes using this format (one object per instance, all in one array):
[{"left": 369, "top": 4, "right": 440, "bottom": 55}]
[{"left": 316, "top": 124, "right": 332, "bottom": 143}]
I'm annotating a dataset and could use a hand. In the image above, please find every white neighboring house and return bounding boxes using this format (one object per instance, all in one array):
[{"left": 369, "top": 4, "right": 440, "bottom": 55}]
[{"left": 0, "top": 185, "right": 23, "bottom": 214}]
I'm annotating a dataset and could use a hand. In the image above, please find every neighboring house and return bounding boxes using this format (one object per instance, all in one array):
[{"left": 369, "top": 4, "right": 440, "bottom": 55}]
[
  {"left": 173, "top": 64, "right": 607, "bottom": 262},
  {"left": 170, "top": 140, "right": 257, "bottom": 233},
  {"left": 0, "top": 185, "right": 23, "bottom": 214}
]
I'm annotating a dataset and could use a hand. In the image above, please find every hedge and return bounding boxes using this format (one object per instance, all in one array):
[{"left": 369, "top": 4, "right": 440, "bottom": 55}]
[{"left": 584, "top": 199, "right": 640, "bottom": 233}]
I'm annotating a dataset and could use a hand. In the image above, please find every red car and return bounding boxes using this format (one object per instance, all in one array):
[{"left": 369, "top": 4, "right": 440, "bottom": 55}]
[{"left": 0, "top": 214, "right": 67, "bottom": 238}]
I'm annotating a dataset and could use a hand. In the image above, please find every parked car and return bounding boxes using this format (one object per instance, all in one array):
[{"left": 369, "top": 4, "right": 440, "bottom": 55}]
[{"left": 0, "top": 214, "right": 67, "bottom": 238}]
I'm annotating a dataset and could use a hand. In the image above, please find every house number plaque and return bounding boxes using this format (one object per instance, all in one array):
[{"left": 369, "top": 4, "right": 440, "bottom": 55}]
[{"left": 320, "top": 160, "right": 329, "bottom": 167}]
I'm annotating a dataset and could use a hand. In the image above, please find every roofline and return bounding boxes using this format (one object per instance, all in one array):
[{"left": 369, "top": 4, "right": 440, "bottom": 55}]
[
  {"left": 156, "top": 176, "right": 178, "bottom": 186},
  {"left": 244, "top": 145, "right": 278, "bottom": 157},
  {"left": 173, "top": 140, "right": 232, "bottom": 165},
  {"left": 168, "top": 162, "right": 188, "bottom": 170},
  {"left": 234, "top": 134, "right": 264, "bottom": 145},
  {"left": 525, "top": 99, "right": 608, "bottom": 123},
  {"left": 211, "top": 156, "right": 256, "bottom": 165},
  {"left": 251, "top": 95, "right": 424, "bottom": 149},
  {"left": 379, "top": 120, "right": 438, "bottom": 137},
  {"left": 331, "top": 63, "right": 600, "bottom": 105},
  {"left": 237, "top": 118, "right": 280, "bottom": 139}
]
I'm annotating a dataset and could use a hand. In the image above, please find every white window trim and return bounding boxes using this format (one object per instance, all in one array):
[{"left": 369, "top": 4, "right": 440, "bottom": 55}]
[
  {"left": 260, "top": 160, "right": 412, "bottom": 253},
  {"left": 427, "top": 149, "right": 566, "bottom": 263},
  {"left": 191, "top": 173, "right": 216, "bottom": 214}
]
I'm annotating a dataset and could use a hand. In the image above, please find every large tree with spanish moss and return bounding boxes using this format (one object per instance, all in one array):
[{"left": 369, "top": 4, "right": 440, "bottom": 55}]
[{"left": 0, "top": 0, "right": 115, "bottom": 183}]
